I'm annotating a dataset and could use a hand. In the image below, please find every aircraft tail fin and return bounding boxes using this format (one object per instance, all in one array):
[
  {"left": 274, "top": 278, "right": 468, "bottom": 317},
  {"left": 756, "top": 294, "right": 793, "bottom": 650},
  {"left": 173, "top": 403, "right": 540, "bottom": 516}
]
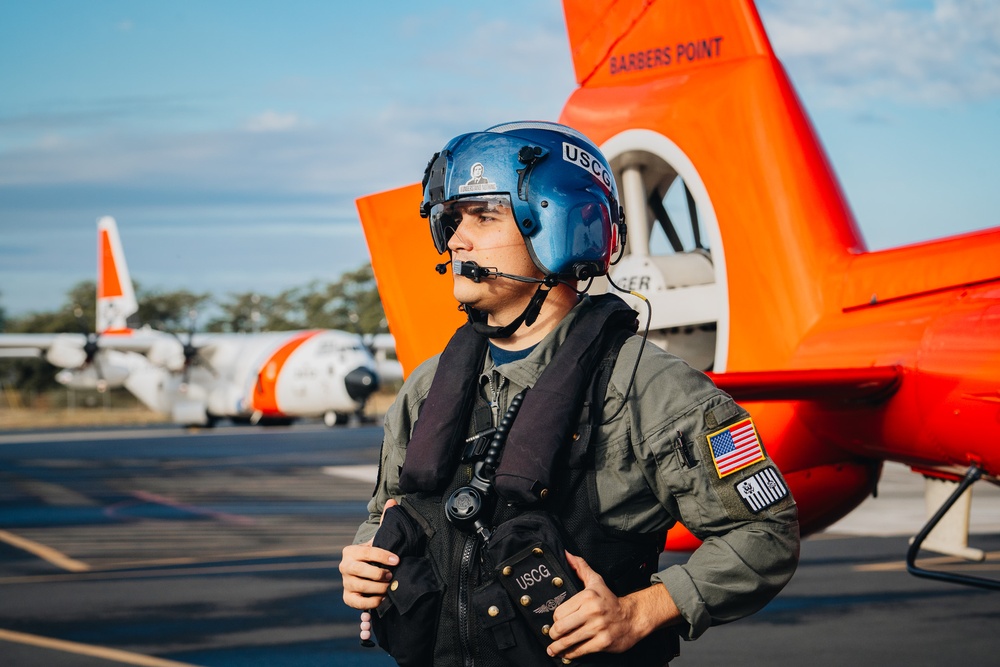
[
  {"left": 561, "top": 0, "right": 772, "bottom": 86},
  {"left": 559, "top": 0, "right": 866, "bottom": 371},
  {"left": 357, "top": 0, "right": 867, "bottom": 375},
  {"left": 356, "top": 185, "right": 464, "bottom": 377},
  {"left": 96, "top": 216, "right": 138, "bottom": 333}
]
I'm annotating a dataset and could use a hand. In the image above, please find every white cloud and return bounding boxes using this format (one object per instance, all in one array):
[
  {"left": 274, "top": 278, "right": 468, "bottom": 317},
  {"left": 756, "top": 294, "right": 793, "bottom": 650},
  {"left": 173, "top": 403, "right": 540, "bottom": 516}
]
[
  {"left": 117, "top": 19, "right": 134, "bottom": 32},
  {"left": 245, "top": 111, "right": 301, "bottom": 132},
  {"left": 757, "top": 0, "right": 1000, "bottom": 106}
]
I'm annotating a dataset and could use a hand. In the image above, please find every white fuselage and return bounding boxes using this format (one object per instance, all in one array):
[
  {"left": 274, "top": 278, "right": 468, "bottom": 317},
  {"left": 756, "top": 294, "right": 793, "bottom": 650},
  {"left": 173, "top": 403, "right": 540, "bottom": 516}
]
[{"left": 120, "top": 329, "right": 380, "bottom": 425}]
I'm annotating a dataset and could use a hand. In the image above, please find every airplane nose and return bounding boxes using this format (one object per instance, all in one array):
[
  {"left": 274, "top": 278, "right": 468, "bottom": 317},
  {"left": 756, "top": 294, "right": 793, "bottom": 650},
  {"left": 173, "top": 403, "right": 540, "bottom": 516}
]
[{"left": 345, "top": 367, "right": 380, "bottom": 401}]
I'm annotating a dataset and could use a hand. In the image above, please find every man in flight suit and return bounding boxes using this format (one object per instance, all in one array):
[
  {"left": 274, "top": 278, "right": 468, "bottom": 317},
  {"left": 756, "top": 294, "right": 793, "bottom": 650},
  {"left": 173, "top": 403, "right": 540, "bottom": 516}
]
[{"left": 340, "top": 121, "right": 799, "bottom": 666}]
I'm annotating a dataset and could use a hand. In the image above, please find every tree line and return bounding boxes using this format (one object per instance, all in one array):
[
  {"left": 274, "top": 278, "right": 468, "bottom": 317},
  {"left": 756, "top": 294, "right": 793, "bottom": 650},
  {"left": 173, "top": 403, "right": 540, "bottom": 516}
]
[{"left": 0, "top": 263, "right": 387, "bottom": 393}]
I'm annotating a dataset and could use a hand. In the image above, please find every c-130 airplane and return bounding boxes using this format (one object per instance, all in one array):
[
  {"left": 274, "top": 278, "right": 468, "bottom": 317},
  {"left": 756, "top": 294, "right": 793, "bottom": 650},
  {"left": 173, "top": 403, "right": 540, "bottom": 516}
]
[{"left": 0, "top": 216, "right": 398, "bottom": 427}]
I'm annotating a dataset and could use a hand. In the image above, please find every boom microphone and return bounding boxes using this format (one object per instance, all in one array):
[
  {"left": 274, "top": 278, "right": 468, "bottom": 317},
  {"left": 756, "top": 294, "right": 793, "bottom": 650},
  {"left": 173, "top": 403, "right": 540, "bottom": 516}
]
[
  {"left": 453, "top": 259, "right": 495, "bottom": 283},
  {"left": 437, "top": 259, "right": 546, "bottom": 285}
]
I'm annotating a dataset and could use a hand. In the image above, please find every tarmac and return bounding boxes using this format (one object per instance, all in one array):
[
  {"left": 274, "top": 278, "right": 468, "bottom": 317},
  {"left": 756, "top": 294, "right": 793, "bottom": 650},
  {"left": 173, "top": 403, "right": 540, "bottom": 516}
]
[{"left": 0, "top": 423, "right": 997, "bottom": 666}]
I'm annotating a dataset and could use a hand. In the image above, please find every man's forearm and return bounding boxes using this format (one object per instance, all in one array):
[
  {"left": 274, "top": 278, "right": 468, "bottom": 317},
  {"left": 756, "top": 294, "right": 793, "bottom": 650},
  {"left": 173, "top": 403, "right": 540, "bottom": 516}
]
[{"left": 622, "top": 582, "right": 682, "bottom": 640}]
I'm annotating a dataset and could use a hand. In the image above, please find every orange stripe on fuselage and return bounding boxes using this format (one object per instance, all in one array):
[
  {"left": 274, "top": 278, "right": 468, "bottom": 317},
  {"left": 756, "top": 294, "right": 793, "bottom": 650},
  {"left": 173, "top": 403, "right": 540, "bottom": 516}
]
[
  {"left": 98, "top": 229, "right": 123, "bottom": 299},
  {"left": 251, "top": 330, "right": 322, "bottom": 415}
]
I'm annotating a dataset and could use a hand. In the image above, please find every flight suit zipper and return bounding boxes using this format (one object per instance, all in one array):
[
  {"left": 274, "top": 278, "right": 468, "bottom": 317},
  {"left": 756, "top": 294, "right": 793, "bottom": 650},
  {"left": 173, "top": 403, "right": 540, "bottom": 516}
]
[
  {"left": 486, "top": 369, "right": 507, "bottom": 427},
  {"left": 458, "top": 370, "right": 506, "bottom": 666},
  {"left": 458, "top": 533, "right": 477, "bottom": 667}
]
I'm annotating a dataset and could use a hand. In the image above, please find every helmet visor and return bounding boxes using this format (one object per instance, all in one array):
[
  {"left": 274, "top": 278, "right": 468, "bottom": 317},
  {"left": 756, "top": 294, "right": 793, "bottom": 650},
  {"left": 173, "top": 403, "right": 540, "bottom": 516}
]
[{"left": 429, "top": 194, "right": 513, "bottom": 254}]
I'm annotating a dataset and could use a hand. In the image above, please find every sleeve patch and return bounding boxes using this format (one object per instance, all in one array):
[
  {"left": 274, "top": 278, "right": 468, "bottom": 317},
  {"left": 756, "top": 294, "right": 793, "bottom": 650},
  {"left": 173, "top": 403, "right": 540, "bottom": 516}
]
[
  {"left": 706, "top": 417, "right": 765, "bottom": 478},
  {"left": 706, "top": 400, "right": 738, "bottom": 429},
  {"left": 734, "top": 466, "right": 788, "bottom": 512}
]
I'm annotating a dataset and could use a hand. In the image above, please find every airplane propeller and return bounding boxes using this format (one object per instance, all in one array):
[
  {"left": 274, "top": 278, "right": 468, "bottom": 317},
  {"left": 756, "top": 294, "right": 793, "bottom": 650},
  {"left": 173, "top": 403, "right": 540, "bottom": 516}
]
[
  {"left": 74, "top": 306, "right": 109, "bottom": 392},
  {"left": 162, "top": 311, "right": 217, "bottom": 384}
]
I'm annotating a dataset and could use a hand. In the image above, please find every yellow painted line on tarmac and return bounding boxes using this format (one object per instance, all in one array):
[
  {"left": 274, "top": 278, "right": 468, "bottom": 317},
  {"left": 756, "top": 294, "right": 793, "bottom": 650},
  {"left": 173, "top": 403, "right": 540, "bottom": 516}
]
[
  {"left": 0, "top": 628, "right": 200, "bottom": 667},
  {"left": 855, "top": 550, "right": 1000, "bottom": 573},
  {"left": 100, "top": 546, "right": 338, "bottom": 571},
  {"left": 322, "top": 464, "right": 379, "bottom": 484},
  {"left": 0, "top": 529, "right": 90, "bottom": 572},
  {"left": 0, "top": 558, "right": 344, "bottom": 585}
]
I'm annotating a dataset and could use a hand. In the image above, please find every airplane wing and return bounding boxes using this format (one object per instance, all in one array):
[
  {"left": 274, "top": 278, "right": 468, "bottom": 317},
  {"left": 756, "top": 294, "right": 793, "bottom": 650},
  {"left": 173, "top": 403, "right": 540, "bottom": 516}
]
[
  {"left": 0, "top": 330, "right": 172, "bottom": 367},
  {"left": 0, "top": 334, "right": 61, "bottom": 356},
  {"left": 0, "top": 330, "right": 175, "bottom": 350}
]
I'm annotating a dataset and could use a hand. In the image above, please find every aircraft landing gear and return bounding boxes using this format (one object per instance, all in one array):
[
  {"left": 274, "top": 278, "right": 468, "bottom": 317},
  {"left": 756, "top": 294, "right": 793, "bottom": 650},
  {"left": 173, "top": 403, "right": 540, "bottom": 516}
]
[
  {"left": 906, "top": 465, "right": 1000, "bottom": 590},
  {"left": 324, "top": 411, "right": 347, "bottom": 427}
]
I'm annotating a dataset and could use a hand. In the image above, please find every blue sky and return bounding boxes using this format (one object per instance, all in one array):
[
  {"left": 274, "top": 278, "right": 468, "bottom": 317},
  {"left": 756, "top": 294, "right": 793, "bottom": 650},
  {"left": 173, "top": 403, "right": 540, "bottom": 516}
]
[{"left": 1, "top": 0, "right": 998, "bottom": 317}]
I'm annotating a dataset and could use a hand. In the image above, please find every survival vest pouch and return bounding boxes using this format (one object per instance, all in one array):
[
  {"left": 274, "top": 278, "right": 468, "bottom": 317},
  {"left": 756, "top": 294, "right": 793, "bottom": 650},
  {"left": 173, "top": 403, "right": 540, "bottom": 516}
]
[
  {"left": 370, "top": 505, "right": 586, "bottom": 667},
  {"left": 478, "top": 511, "right": 595, "bottom": 666},
  {"left": 370, "top": 501, "right": 443, "bottom": 666}
]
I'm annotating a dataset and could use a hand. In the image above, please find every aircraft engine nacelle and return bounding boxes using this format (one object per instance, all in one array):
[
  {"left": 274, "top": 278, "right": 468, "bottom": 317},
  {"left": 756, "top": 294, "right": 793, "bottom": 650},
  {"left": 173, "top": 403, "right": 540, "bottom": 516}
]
[
  {"left": 45, "top": 335, "right": 88, "bottom": 369},
  {"left": 147, "top": 337, "right": 186, "bottom": 372},
  {"left": 55, "top": 361, "right": 130, "bottom": 390}
]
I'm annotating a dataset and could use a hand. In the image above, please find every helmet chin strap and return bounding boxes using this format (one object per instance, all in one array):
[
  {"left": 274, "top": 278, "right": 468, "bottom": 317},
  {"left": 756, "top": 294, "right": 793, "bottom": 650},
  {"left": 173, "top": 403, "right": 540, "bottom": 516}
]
[
  {"left": 466, "top": 283, "right": 552, "bottom": 339},
  {"left": 435, "top": 258, "right": 559, "bottom": 339}
]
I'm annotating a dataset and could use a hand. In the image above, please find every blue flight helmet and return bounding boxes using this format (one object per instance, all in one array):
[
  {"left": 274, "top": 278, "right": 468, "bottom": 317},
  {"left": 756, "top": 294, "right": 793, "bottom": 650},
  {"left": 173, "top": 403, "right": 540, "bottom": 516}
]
[{"left": 420, "top": 121, "right": 625, "bottom": 281}]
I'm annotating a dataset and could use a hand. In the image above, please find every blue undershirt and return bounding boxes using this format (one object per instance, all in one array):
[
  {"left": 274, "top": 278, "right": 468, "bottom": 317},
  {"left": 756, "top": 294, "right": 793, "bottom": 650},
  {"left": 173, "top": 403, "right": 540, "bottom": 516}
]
[{"left": 488, "top": 341, "right": 537, "bottom": 366}]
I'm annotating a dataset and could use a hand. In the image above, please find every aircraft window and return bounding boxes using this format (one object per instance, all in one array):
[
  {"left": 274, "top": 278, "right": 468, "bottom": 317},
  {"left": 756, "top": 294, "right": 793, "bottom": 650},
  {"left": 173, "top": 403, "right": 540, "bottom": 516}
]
[{"left": 315, "top": 342, "right": 366, "bottom": 355}]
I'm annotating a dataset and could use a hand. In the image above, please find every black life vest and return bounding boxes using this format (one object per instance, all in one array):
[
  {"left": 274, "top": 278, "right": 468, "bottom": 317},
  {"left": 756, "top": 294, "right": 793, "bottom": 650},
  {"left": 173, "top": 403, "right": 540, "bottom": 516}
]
[
  {"left": 400, "top": 294, "right": 639, "bottom": 503},
  {"left": 372, "top": 294, "right": 677, "bottom": 667}
]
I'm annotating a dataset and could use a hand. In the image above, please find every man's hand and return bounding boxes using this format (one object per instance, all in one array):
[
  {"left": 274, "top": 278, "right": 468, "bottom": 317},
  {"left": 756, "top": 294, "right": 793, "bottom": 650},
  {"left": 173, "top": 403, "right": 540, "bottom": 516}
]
[
  {"left": 546, "top": 551, "right": 679, "bottom": 660},
  {"left": 340, "top": 499, "right": 399, "bottom": 610}
]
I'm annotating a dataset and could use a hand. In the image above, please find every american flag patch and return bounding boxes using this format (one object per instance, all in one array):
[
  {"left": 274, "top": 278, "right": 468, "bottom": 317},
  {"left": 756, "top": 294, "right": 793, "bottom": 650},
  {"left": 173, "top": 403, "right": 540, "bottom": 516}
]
[
  {"left": 707, "top": 417, "right": 764, "bottom": 478},
  {"left": 735, "top": 466, "right": 788, "bottom": 512}
]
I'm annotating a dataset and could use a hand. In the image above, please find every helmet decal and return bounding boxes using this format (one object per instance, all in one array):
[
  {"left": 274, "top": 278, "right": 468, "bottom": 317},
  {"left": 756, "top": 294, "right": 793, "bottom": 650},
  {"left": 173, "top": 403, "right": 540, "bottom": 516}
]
[{"left": 459, "top": 162, "right": 497, "bottom": 194}]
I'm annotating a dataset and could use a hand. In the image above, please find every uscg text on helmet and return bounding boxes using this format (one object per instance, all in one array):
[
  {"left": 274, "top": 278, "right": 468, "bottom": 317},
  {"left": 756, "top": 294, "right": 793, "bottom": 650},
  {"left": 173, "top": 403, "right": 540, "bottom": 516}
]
[{"left": 562, "top": 142, "right": 612, "bottom": 190}]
